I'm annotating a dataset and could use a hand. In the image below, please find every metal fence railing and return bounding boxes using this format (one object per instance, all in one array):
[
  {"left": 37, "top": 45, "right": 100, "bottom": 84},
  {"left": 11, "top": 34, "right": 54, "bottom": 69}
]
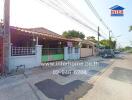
[
  {"left": 42, "top": 48, "right": 64, "bottom": 55},
  {"left": 68, "top": 47, "right": 79, "bottom": 54},
  {"left": 11, "top": 47, "right": 36, "bottom": 56}
]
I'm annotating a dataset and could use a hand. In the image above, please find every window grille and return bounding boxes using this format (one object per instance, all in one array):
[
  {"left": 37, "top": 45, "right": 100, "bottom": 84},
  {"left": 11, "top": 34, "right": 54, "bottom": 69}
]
[
  {"left": 11, "top": 47, "right": 36, "bottom": 56},
  {"left": 42, "top": 48, "right": 64, "bottom": 55}
]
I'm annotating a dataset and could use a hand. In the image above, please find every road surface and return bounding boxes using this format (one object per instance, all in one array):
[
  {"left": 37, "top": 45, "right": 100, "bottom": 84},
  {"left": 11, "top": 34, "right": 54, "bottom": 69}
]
[
  {"left": 80, "top": 53, "right": 132, "bottom": 100},
  {"left": 0, "top": 54, "right": 132, "bottom": 100}
]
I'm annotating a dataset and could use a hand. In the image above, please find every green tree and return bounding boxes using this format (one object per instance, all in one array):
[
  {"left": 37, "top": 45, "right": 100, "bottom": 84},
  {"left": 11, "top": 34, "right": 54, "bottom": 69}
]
[
  {"left": 100, "top": 39, "right": 109, "bottom": 48},
  {"left": 62, "top": 30, "right": 85, "bottom": 39},
  {"left": 129, "top": 26, "right": 132, "bottom": 32},
  {"left": 87, "top": 36, "right": 97, "bottom": 43},
  {"left": 100, "top": 38, "right": 116, "bottom": 49}
]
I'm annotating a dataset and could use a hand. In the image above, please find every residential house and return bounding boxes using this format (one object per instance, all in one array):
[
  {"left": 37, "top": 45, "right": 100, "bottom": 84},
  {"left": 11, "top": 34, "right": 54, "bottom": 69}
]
[{"left": 0, "top": 23, "right": 80, "bottom": 72}]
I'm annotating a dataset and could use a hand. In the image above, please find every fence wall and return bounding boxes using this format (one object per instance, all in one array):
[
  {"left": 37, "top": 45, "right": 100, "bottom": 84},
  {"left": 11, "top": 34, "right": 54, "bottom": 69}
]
[
  {"left": 80, "top": 48, "right": 93, "bottom": 58},
  {"left": 64, "top": 47, "right": 80, "bottom": 60},
  {"left": 9, "top": 45, "right": 42, "bottom": 70}
]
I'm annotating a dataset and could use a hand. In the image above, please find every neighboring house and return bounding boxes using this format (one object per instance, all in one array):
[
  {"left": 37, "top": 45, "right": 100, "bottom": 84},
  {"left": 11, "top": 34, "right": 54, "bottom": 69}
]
[
  {"left": 70, "top": 38, "right": 97, "bottom": 58},
  {"left": 81, "top": 39, "right": 97, "bottom": 58}
]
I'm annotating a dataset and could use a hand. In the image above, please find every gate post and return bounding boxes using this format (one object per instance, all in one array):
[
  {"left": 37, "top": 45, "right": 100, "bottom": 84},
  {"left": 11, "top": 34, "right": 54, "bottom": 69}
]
[
  {"left": 64, "top": 47, "right": 68, "bottom": 60},
  {"left": 35, "top": 45, "right": 42, "bottom": 66}
]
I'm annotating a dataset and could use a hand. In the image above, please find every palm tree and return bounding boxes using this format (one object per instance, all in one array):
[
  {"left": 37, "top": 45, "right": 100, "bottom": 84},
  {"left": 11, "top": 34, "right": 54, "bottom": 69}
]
[{"left": 129, "top": 26, "right": 132, "bottom": 32}]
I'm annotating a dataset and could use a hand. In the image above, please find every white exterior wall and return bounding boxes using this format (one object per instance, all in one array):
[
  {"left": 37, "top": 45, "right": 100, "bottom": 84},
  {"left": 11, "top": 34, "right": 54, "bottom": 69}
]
[{"left": 9, "top": 45, "right": 42, "bottom": 71}]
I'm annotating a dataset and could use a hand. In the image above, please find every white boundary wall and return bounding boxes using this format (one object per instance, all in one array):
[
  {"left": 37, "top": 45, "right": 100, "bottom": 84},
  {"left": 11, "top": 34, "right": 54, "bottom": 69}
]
[
  {"left": 9, "top": 45, "right": 42, "bottom": 71},
  {"left": 64, "top": 47, "right": 80, "bottom": 60}
]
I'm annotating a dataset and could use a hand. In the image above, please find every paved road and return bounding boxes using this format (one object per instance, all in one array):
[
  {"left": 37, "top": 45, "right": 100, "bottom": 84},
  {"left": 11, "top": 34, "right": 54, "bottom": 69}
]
[
  {"left": 1, "top": 54, "right": 132, "bottom": 100},
  {"left": 79, "top": 53, "right": 132, "bottom": 100},
  {"left": 0, "top": 56, "right": 111, "bottom": 100}
]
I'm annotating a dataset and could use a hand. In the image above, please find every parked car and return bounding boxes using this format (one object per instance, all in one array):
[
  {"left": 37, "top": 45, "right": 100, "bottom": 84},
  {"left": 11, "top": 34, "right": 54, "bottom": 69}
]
[
  {"left": 101, "top": 49, "right": 115, "bottom": 58},
  {"left": 114, "top": 50, "right": 120, "bottom": 54}
]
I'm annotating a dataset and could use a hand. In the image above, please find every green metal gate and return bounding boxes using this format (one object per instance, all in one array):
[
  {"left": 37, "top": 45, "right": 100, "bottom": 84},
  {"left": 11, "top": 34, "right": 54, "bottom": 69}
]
[{"left": 41, "top": 48, "right": 64, "bottom": 62}]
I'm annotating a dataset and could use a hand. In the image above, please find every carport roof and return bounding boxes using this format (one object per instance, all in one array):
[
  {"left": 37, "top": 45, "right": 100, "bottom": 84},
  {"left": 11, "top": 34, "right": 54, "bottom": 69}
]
[
  {"left": 0, "top": 23, "right": 79, "bottom": 42},
  {"left": 11, "top": 26, "right": 75, "bottom": 41}
]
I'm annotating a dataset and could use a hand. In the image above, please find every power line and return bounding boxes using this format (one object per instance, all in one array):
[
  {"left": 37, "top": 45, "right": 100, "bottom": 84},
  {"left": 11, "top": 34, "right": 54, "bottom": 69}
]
[
  {"left": 47, "top": 0, "right": 98, "bottom": 29},
  {"left": 55, "top": 0, "right": 106, "bottom": 37},
  {"left": 38, "top": 0, "right": 107, "bottom": 39},
  {"left": 39, "top": 0, "right": 97, "bottom": 32},
  {"left": 39, "top": 0, "right": 67, "bottom": 14},
  {"left": 84, "top": 0, "right": 110, "bottom": 31},
  {"left": 60, "top": 0, "right": 107, "bottom": 39},
  {"left": 58, "top": 0, "right": 97, "bottom": 28}
]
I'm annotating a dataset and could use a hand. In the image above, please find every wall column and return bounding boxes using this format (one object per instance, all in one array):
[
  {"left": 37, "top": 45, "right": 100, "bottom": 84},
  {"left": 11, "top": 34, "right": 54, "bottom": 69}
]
[{"left": 35, "top": 45, "right": 42, "bottom": 66}]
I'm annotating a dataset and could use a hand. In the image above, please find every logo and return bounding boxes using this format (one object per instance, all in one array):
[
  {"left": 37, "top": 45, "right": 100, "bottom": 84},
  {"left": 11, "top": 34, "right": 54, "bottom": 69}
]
[{"left": 110, "top": 5, "right": 125, "bottom": 16}]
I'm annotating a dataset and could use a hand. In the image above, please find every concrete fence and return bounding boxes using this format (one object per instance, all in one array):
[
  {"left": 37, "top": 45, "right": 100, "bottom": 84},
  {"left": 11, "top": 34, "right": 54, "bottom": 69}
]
[
  {"left": 9, "top": 45, "right": 42, "bottom": 71},
  {"left": 80, "top": 48, "right": 93, "bottom": 58},
  {"left": 64, "top": 47, "right": 80, "bottom": 60}
]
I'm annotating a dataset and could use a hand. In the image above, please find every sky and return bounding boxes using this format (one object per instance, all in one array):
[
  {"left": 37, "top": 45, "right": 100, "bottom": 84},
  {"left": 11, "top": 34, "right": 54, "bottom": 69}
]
[{"left": 0, "top": 0, "right": 132, "bottom": 47}]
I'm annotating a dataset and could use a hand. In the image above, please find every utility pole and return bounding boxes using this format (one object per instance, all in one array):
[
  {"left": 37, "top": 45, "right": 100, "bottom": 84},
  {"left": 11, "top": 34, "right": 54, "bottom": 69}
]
[
  {"left": 97, "top": 26, "right": 100, "bottom": 55},
  {"left": 3, "top": 0, "right": 10, "bottom": 73},
  {"left": 98, "top": 26, "right": 100, "bottom": 48},
  {"left": 109, "top": 30, "right": 111, "bottom": 49}
]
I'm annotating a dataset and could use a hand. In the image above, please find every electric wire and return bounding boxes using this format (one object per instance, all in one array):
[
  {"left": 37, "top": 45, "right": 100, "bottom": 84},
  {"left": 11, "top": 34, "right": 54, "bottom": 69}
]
[{"left": 38, "top": 0, "right": 107, "bottom": 39}]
